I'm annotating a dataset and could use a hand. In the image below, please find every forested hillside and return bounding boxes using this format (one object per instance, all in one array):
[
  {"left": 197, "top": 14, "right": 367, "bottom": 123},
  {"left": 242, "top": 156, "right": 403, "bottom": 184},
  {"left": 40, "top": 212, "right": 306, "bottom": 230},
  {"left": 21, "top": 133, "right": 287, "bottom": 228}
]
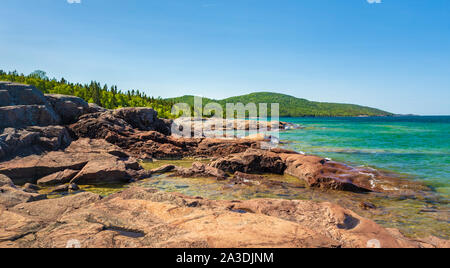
[
  {"left": 1, "top": 70, "right": 392, "bottom": 118},
  {"left": 166, "top": 92, "right": 393, "bottom": 117}
]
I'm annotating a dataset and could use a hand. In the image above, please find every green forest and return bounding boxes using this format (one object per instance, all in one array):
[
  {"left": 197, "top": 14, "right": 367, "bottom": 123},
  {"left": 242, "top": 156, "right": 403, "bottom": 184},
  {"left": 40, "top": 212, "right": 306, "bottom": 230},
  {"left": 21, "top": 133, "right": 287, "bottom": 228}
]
[
  {"left": 0, "top": 70, "right": 176, "bottom": 118},
  {"left": 167, "top": 92, "right": 393, "bottom": 117},
  {"left": 1, "top": 70, "right": 392, "bottom": 118}
]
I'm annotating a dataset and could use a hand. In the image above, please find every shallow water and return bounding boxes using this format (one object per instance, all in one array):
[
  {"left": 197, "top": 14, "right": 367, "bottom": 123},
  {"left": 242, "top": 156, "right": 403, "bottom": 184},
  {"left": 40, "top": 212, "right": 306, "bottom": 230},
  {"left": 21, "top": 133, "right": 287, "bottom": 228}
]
[
  {"left": 135, "top": 159, "right": 449, "bottom": 239},
  {"left": 279, "top": 116, "right": 450, "bottom": 199},
  {"left": 38, "top": 123, "right": 450, "bottom": 239}
]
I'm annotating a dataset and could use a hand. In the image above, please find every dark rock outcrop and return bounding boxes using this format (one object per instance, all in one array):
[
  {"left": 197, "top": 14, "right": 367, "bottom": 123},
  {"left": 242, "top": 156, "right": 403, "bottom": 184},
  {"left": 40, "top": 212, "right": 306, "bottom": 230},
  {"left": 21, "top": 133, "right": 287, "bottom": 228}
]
[
  {"left": 45, "top": 94, "right": 90, "bottom": 124},
  {"left": 210, "top": 148, "right": 286, "bottom": 175},
  {"left": 0, "top": 126, "right": 72, "bottom": 161},
  {"left": 0, "top": 82, "right": 48, "bottom": 106},
  {"left": 70, "top": 158, "right": 135, "bottom": 185},
  {"left": 0, "top": 82, "right": 61, "bottom": 129},
  {"left": 0, "top": 105, "right": 61, "bottom": 130},
  {"left": 70, "top": 108, "right": 172, "bottom": 140},
  {"left": 69, "top": 109, "right": 258, "bottom": 160}
]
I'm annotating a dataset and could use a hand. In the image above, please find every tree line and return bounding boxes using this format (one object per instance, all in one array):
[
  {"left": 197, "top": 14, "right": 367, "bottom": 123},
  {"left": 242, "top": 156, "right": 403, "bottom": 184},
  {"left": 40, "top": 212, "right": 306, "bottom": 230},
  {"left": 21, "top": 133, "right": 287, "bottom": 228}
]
[{"left": 0, "top": 70, "right": 176, "bottom": 118}]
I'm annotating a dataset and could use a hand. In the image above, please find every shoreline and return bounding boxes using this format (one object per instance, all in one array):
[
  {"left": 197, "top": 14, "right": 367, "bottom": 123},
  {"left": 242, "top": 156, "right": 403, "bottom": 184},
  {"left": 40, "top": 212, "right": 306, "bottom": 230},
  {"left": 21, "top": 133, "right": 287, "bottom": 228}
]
[{"left": 0, "top": 83, "right": 448, "bottom": 248}]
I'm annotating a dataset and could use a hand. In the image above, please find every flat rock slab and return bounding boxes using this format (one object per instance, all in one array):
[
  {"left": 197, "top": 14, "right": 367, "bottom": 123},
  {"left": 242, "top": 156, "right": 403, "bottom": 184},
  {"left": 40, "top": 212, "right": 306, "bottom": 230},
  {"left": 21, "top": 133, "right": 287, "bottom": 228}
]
[
  {"left": 0, "top": 152, "right": 90, "bottom": 184},
  {"left": 70, "top": 159, "right": 132, "bottom": 185},
  {"left": 0, "top": 186, "right": 46, "bottom": 208},
  {"left": 1, "top": 187, "right": 448, "bottom": 248},
  {"left": 37, "top": 169, "right": 80, "bottom": 186}
]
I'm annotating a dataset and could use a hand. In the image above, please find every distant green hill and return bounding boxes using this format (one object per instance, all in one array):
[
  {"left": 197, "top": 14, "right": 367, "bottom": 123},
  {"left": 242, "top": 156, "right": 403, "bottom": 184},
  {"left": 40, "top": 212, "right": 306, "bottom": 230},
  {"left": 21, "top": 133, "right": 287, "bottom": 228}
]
[{"left": 166, "top": 92, "right": 393, "bottom": 117}]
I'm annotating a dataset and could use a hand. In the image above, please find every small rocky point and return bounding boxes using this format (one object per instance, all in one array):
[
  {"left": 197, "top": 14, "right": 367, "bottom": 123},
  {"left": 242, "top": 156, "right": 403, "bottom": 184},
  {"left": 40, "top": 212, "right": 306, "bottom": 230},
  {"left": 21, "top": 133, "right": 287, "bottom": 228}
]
[{"left": 0, "top": 82, "right": 447, "bottom": 248}]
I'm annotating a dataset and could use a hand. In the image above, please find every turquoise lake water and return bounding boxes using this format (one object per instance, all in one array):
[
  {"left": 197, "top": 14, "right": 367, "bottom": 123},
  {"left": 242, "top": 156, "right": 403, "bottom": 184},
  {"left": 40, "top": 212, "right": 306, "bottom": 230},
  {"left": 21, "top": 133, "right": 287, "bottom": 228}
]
[{"left": 279, "top": 116, "right": 450, "bottom": 199}]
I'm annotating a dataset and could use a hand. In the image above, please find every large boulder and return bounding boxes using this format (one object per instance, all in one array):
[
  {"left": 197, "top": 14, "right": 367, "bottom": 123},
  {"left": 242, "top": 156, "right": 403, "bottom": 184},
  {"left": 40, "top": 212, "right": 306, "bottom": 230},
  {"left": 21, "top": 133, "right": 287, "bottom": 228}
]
[
  {"left": 210, "top": 148, "right": 286, "bottom": 174},
  {"left": 69, "top": 112, "right": 134, "bottom": 141},
  {"left": 279, "top": 153, "right": 429, "bottom": 194},
  {"left": 70, "top": 159, "right": 133, "bottom": 185},
  {"left": 112, "top": 108, "right": 158, "bottom": 131},
  {"left": 280, "top": 153, "right": 371, "bottom": 192},
  {"left": 70, "top": 112, "right": 186, "bottom": 159},
  {"left": 45, "top": 94, "right": 90, "bottom": 124},
  {"left": 70, "top": 108, "right": 172, "bottom": 142}
]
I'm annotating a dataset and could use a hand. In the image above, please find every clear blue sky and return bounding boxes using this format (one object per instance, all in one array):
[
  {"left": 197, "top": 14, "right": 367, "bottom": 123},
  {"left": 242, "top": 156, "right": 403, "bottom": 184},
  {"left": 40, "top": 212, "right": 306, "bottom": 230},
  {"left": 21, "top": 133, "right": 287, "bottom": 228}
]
[{"left": 1, "top": 0, "right": 449, "bottom": 115}]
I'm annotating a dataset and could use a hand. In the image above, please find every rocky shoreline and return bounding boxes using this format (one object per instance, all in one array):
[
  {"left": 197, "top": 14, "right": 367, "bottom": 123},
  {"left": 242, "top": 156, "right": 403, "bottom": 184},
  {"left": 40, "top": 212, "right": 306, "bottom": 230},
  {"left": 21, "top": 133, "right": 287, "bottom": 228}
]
[{"left": 0, "top": 82, "right": 448, "bottom": 248}]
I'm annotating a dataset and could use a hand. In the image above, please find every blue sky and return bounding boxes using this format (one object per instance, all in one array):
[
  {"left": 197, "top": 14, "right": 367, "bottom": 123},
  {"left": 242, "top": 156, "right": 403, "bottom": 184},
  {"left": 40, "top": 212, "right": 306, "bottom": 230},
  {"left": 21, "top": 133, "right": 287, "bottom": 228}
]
[{"left": 1, "top": 0, "right": 449, "bottom": 115}]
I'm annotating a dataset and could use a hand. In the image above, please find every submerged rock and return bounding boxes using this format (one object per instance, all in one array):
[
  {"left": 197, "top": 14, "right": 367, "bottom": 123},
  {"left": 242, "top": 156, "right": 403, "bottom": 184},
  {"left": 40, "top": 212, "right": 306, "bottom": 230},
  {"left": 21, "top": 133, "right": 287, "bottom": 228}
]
[
  {"left": 280, "top": 153, "right": 374, "bottom": 192},
  {"left": 51, "top": 184, "right": 70, "bottom": 193},
  {"left": 150, "top": 164, "right": 176, "bottom": 174},
  {"left": 171, "top": 162, "right": 228, "bottom": 180},
  {"left": 50, "top": 183, "right": 79, "bottom": 193}
]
